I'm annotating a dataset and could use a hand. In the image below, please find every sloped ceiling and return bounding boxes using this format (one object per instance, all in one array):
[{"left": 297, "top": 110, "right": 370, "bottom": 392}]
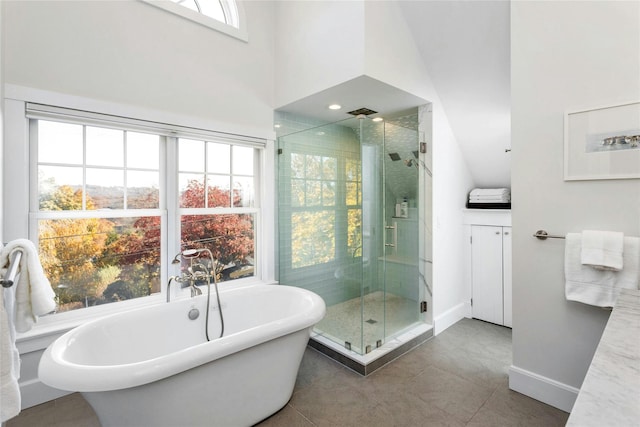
[{"left": 398, "top": 1, "right": 511, "bottom": 188}]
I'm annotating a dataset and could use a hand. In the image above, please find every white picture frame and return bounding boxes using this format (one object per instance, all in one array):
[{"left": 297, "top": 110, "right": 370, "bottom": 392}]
[{"left": 564, "top": 101, "right": 640, "bottom": 181}]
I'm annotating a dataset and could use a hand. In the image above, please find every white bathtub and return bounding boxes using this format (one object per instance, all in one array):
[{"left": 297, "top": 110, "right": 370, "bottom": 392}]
[{"left": 38, "top": 284, "right": 326, "bottom": 427}]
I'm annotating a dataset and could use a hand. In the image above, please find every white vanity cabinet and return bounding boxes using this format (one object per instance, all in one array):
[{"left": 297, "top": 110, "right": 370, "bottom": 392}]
[{"left": 463, "top": 210, "right": 512, "bottom": 327}]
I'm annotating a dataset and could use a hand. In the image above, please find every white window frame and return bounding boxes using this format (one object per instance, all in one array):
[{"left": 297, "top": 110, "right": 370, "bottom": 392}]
[
  {"left": 140, "top": 0, "right": 249, "bottom": 42},
  {"left": 3, "top": 84, "right": 275, "bottom": 340}
]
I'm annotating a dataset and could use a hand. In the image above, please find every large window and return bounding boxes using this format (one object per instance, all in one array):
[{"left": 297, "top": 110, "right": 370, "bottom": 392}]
[
  {"left": 27, "top": 108, "right": 264, "bottom": 315},
  {"left": 34, "top": 120, "right": 163, "bottom": 312},
  {"left": 288, "top": 151, "right": 361, "bottom": 269},
  {"left": 178, "top": 138, "right": 257, "bottom": 281}
]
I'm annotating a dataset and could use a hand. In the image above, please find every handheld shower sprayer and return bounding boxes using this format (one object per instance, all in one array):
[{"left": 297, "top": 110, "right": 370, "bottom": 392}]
[{"left": 167, "top": 247, "right": 224, "bottom": 341}]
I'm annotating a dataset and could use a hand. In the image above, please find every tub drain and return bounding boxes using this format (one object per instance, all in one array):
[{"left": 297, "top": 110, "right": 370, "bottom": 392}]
[{"left": 188, "top": 308, "right": 200, "bottom": 320}]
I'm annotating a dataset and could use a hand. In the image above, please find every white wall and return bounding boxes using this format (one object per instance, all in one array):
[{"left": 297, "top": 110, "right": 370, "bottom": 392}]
[
  {"left": 0, "top": 0, "right": 4, "bottom": 245},
  {"left": 510, "top": 0, "right": 640, "bottom": 412},
  {"left": 3, "top": 0, "right": 275, "bottom": 132},
  {"left": 274, "top": 0, "right": 365, "bottom": 108}
]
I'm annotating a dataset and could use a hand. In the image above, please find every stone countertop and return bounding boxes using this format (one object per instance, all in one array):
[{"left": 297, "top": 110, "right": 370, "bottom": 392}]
[{"left": 567, "top": 289, "right": 640, "bottom": 426}]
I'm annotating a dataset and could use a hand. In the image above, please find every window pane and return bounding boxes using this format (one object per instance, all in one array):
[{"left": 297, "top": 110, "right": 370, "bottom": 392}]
[
  {"left": 170, "top": 0, "right": 227, "bottom": 24},
  {"left": 323, "top": 181, "right": 336, "bottom": 206},
  {"left": 233, "top": 176, "right": 254, "bottom": 208},
  {"left": 127, "top": 132, "right": 160, "bottom": 170},
  {"left": 305, "top": 155, "right": 322, "bottom": 179},
  {"left": 86, "top": 168, "right": 124, "bottom": 210},
  {"left": 38, "top": 121, "right": 83, "bottom": 164},
  {"left": 179, "top": 174, "right": 205, "bottom": 208},
  {"left": 306, "top": 181, "right": 321, "bottom": 206},
  {"left": 323, "top": 156, "right": 337, "bottom": 180},
  {"left": 291, "top": 179, "right": 304, "bottom": 207},
  {"left": 207, "top": 175, "right": 231, "bottom": 208},
  {"left": 127, "top": 170, "right": 160, "bottom": 209},
  {"left": 346, "top": 158, "right": 360, "bottom": 181},
  {"left": 38, "top": 216, "right": 161, "bottom": 313},
  {"left": 86, "top": 126, "right": 124, "bottom": 167},
  {"left": 232, "top": 146, "right": 254, "bottom": 176},
  {"left": 207, "top": 142, "right": 230, "bottom": 174},
  {"left": 180, "top": 213, "right": 255, "bottom": 281},
  {"left": 346, "top": 182, "right": 359, "bottom": 206},
  {"left": 179, "top": 139, "right": 205, "bottom": 172},
  {"left": 348, "top": 209, "right": 362, "bottom": 257},
  {"left": 292, "top": 211, "right": 335, "bottom": 268},
  {"left": 291, "top": 153, "right": 305, "bottom": 178},
  {"left": 199, "top": 0, "right": 226, "bottom": 22},
  {"left": 39, "top": 166, "right": 83, "bottom": 210}
]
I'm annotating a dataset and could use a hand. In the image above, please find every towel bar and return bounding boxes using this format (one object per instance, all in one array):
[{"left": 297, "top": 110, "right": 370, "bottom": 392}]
[
  {"left": 533, "top": 230, "right": 565, "bottom": 240},
  {"left": 1, "top": 249, "right": 23, "bottom": 288}
]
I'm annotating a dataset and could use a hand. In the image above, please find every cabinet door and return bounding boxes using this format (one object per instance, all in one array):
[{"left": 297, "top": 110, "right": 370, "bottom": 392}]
[
  {"left": 502, "top": 227, "right": 512, "bottom": 327},
  {"left": 471, "top": 225, "right": 504, "bottom": 325}
]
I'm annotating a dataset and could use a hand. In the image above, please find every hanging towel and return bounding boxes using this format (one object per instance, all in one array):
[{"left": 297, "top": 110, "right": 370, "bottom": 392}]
[
  {"left": 581, "top": 230, "right": 624, "bottom": 271},
  {"left": 565, "top": 233, "right": 640, "bottom": 307},
  {"left": 1, "top": 286, "right": 21, "bottom": 422},
  {"left": 0, "top": 239, "right": 56, "bottom": 333}
]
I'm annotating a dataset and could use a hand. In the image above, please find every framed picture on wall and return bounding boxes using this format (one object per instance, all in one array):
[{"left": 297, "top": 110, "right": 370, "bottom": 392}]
[{"left": 564, "top": 100, "right": 640, "bottom": 180}]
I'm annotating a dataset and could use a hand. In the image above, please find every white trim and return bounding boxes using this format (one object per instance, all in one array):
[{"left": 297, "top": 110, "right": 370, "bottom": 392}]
[
  {"left": 26, "top": 103, "right": 266, "bottom": 148},
  {"left": 433, "top": 301, "right": 468, "bottom": 335},
  {"left": 5, "top": 84, "right": 275, "bottom": 142},
  {"left": 509, "top": 365, "right": 578, "bottom": 413},
  {"left": 19, "top": 375, "right": 71, "bottom": 410},
  {"left": 139, "top": 0, "right": 248, "bottom": 42}
]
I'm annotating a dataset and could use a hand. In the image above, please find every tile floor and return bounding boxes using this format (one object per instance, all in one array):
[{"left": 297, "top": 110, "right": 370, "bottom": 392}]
[
  {"left": 6, "top": 319, "right": 569, "bottom": 427},
  {"left": 316, "top": 291, "right": 419, "bottom": 354}
]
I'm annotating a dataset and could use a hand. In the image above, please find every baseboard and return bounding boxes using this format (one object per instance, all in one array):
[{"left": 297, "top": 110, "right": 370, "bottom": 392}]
[
  {"left": 434, "top": 302, "right": 467, "bottom": 335},
  {"left": 20, "top": 378, "right": 70, "bottom": 409},
  {"left": 509, "top": 365, "right": 578, "bottom": 413}
]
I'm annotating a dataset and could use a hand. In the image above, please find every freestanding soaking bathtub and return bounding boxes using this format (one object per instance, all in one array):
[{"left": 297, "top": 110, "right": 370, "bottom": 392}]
[{"left": 39, "top": 284, "right": 326, "bottom": 427}]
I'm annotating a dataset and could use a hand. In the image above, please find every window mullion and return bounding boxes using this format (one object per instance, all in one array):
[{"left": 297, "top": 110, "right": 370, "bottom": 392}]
[
  {"left": 82, "top": 125, "right": 87, "bottom": 210},
  {"left": 166, "top": 136, "right": 180, "bottom": 277}
]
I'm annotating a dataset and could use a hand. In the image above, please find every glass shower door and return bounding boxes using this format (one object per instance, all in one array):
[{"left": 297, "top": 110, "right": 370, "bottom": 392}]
[{"left": 380, "top": 120, "right": 421, "bottom": 340}]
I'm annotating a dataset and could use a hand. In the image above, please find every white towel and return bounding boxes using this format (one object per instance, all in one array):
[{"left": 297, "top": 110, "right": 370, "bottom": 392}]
[
  {"left": 0, "top": 239, "right": 56, "bottom": 333},
  {"left": 1, "top": 287, "right": 21, "bottom": 422},
  {"left": 581, "top": 230, "right": 624, "bottom": 271},
  {"left": 565, "top": 233, "right": 640, "bottom": 307},
  {"left": 469, "top": 195, "right": 511, "bottom": 202},
  {"left": 469, "top": 188, "right": 510, "bottom": 197}
]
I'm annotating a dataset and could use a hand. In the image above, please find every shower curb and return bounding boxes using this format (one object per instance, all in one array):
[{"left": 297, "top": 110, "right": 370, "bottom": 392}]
[{"left": 307, "top": 328, "right": 434, "bottom": 376}]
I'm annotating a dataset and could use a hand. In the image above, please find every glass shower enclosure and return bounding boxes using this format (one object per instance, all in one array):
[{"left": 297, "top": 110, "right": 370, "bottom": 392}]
[{"left": 277, "top": 110, "right": 426, "bottom": 358}]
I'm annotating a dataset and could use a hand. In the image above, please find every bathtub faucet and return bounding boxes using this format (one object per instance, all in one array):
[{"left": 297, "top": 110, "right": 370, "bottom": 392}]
[{"left": 167, "top": 248, "right": 218, "bottom": 302}]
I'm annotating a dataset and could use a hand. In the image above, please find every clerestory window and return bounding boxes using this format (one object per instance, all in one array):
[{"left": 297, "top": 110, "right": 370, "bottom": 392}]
[{"left": 142, "top": 0, "right": 247, "bottom": 41}]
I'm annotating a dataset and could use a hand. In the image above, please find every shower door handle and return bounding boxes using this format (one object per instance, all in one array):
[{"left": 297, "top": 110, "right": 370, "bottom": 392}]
[{"left": 384, "top": 224, "right": 397, "bottom": 252}]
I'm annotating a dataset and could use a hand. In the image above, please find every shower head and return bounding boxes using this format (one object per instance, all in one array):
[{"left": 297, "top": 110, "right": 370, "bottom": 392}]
[
  {"left": 388, "top": 153, "right": 401, "bottom": 161},
  {"left": 347, "top": 107, "right": 378, "bottom": 116}
]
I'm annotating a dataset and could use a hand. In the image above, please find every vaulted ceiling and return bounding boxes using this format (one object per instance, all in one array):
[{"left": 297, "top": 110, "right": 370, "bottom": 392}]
[{"left": 398, "top": 1, "right": 511, "bottom": 188}]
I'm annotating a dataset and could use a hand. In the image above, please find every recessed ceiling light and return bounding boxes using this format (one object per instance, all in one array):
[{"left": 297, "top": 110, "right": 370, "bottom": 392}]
[
  {"left": 328, "top": 104, "right": 342, "bottom": 110},
  {"left": 316, "top": 131, "right": 325, "bottom": 136},
  {"left": 274, "top": 124, "right": 281, "bottom": 128},
  {"left": 372, "top": 117, "right": 384, "bottom": 122}
]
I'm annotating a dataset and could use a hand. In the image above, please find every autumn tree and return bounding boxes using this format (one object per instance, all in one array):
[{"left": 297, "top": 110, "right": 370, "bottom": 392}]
[
  {"left": 179, "top": 180, "right": 254, "bottom": 279},
  {"left": 38, "top": 185, "right": 114, "bottom": 309}
]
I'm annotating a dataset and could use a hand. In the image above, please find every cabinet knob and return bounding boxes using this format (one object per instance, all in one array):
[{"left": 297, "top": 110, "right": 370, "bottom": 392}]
[
  {"left": 504, "top": 231, "right": 509, "bottom": 235},
  {"left": 495, "top": 231, "right": 500, "bottom": 235}
]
